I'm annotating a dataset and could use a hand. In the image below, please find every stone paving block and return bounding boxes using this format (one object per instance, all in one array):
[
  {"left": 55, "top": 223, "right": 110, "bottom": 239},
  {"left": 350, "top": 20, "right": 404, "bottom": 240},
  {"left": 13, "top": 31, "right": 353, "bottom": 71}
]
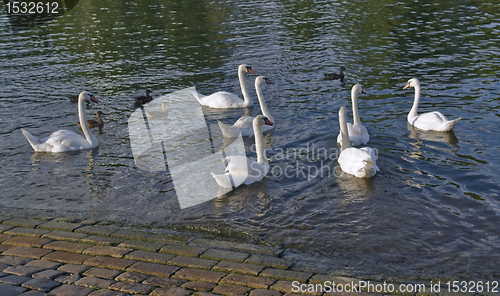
[
  {"left": 88, "top": 289, "right": 128, "bottom": 296},
  {"left": 54, "top": 216, "right": 82, "bottom": 223},
  {"left": 109, "top": 280, "right": 154, "bottom": 294},
  {"left": 111, "top": 229, "right": 189, "bottom": 244},
  {"left": 0, "top": 282, "right": 27, "bottom": 296},
  {"left": 160, "top": 243, "right": 207, "bottom": 257},
  {"left": 0, "top": 262, "right": 9, "bottom": 271},
  {"left": 75, "top": 276, "right": 116, "bottom": 289},
  {"left": 189, "top": 238, "right": 239, "bottom": 249},
  {"left": 18, "top": 290, "right": 47, "bottom": 296},
  {"left": 250, "top": 288, "right": 282, "bottom": 296},
  {"left": 21, "top": 277, "right": 61, "bottom": 292},
  {"left": 3, "top": 218, "right": 42, "bottom": 228},
  {"left": 32, "top": 269, "right": 67, "bottom": 280},
  {"left": 200, "top": 248, "right": 249, "bottom": 263},
  {"left": 221, "top": 273, "right": 276, "bottom": 289},
  {"left": 125, "top": 250, "right": 175, "bottom": 264},
  {"left": 0, "top": 255, "right": 33, "bottom": 265},
  {"left": 83, "top": 267, "right": 123, "bottom": 280},
  {"left": 181, "top": 280, "right": 217, "bottom": 291},
  {"left": 43, "top": 240, "right": 90, "bottom": 253},
  {"left": 118, "top": 239, "right": 167, "bottom": 252},
  {"left": 43, "top": 251, "right": 94, "bottom": 264},
  {"left": 0, "top": 274, "right": 32, "bottom": 285},
  {"left": 80, "top": 235, "right": 123, "bottom": 246},
  {"left": 4, "top": 227, "right": 50, "bottom": 237},
  {"left": 270, "top": 280, "right": 305, "bottom": 294},
  {"left": 213, "top": 283, "right": 252, "bottom": 295},
  {"left": 127, "top": 261, "right": 179, "bottom": 277},
  {"left": 213, "top": 260, "right": 265, "bottom": 276},
  {"left": 50, "top": 283, "right": 96, "bottom": 296},
  {"left": 0, "top": 224, "right": 15, "bottom": 232},
  {"left": 38, "top": 220, "right": 82, "bottom": 231},
  {"left": 173, "top": 268, "right": 226, "bottom": 283},
  {"left": 151, "top": 286, "right": 193, "bottom": 296},
  {"left": 115, "top": 271, "right": 150, "bottom": 282},
  {"left": 259, "top": 269, "right": 312, "bottom": 283},
  {"left": 25, "top": 259, "right": 62, "bottom": 269},
  {"left": 143, "top": 276, "right": 186, "bottom": 287},
  {"left": 2, "top": 246, "right": 53, "bottom": 259},
  {"left": 169, "top": 255, "right": 218, "bottom": 270},
  {"left": 245, "top": 255, "right": 294, "bottom": 270},
  {"left": 191, "top": 292, "right": 219, "bottom": 296},
  {"left": 42, "top": 230, "right": 89, "bottom": 242},
  {"left": 2, "top": 236, "right": 51, "bottom": 247},
  {"left": 84, "top": 256, "right": 136, "bottom": 270},
  {"left": 82, "top": 245, "right": 133, "bottom": 258},
  {"left": 234, "top": 243, "right": 281, "bottom": 256},
  {"left": 0, "top": 233, "right": 12, "bottom": 243},
  {"left": 58, "top": 263, "right": 92, "bottom": 275},
  {"left": 3, "top": 265, "right": 45, "bottom": 276},
  {"left": 55, "top": 274, "right": 81, "bottom": 284},
  {"left": 0, "top": 243, "right": 15, "bottom": 253},
  {"left": 75, "top": 225, "right": 118, "bottom": 236}
]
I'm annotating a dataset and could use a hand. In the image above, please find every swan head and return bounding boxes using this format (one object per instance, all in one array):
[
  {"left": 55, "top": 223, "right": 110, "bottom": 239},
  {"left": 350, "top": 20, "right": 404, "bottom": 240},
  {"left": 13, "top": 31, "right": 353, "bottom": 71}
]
[
  {"left": 239, "top": 64, "right": 254, "bottom": 74},
  {"left": 255, "top": 115, "right": 274, "bottom": 126},
  {"left": 403, "top": 78, "right": 420, "bottom": 90},
  {"left": 352, "top": 83, "right": 366, "bottom": 96},
  {"left": 80, "top": 91, "right": 99, "bottom": 104},
  {"left": 256, "top": 76, "right": 274, "bottom": 86}
]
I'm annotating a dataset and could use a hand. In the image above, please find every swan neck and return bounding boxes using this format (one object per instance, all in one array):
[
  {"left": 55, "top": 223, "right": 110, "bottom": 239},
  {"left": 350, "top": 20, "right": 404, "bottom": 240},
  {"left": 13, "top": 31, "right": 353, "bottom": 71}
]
[
  {"left": 253, "top": 120, "right": 268, "bottom": 166},
  {"left": 409, "top": 84, "right": 421, "bottom": 117},
  {"left": 339, "top": 108, "right": 351, "bottom": 150},
  {"left": 78, "top": 98, "right": 97, "bottom": 146},
  {"left": 239, "top": 67, "right": 252, "bottom": 106},
  {"left": 255, "top": 81, "right": 273, "bottom": 122},
  {"left": 351, "top": 90, "right": 361, "bottom": 125}
]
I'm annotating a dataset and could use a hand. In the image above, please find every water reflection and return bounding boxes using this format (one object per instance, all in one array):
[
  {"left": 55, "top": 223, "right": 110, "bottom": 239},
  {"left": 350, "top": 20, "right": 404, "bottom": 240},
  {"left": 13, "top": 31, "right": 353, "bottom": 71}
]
[{"left": 407, "top": 123, "right": 460, "bottom": 150}]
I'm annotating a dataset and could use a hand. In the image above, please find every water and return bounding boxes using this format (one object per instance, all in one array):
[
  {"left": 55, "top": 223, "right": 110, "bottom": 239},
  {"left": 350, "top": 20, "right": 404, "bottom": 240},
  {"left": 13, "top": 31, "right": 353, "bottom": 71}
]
[{"left": 1, "top": 0, "right": 500, "bottom": 280}]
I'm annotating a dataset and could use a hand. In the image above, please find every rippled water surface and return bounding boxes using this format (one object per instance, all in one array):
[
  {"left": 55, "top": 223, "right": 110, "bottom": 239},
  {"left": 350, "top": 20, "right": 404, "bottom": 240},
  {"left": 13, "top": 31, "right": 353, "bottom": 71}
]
[{"left": 1, "top": 0, "right": 500, "bottom": 280}]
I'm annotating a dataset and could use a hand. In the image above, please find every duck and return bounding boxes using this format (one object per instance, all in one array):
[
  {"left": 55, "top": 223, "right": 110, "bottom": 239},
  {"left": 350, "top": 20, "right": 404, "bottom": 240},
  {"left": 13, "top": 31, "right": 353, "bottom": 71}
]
[
  {"left": 218, "top": 76, "right": 274, "bottom": 137},
  {"left": 337, "top": 106, "right": 379, "bottom": 178},
  {"left": 22, "top": 91, "right": 100, "bottom": 152},
  {"left": 146, "top": 103, "right": 168, "bottom": 120},
  {"left": 211, "top": 115, "right": 274, "bottom": 188},
  {"left": 337, "top": 83, "right": 369, "bottom": 146},
  {"left": 77, "top": 111, "right": 105, "bottom": 129},
  {"left": 192, "top": 64, "right": 255, "bottom": 108},
  {"left": 134, "top": 90, "right": 153, "bottom": 105},
  {"left": 403, "top": 78, "right": 461, "bottom": 132},
  {"left": 324, "top": 66, "right": 346, "bottom": 80}
]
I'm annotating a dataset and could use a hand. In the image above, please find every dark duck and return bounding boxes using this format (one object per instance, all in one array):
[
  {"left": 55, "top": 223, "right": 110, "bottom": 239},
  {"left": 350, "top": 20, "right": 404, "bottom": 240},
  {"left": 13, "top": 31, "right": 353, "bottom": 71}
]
[
  {"left": 134, "top": 89, "right": 153, "bottom": 105},
  {"left": 324, "top": 67, "right": 346, "bottom": 80}
]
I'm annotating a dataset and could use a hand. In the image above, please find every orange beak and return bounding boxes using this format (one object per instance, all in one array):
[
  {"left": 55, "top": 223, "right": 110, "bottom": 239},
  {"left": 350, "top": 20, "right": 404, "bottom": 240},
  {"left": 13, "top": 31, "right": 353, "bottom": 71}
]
[{"left": 403, "top": 83, "right": 410, "bottom": 90}]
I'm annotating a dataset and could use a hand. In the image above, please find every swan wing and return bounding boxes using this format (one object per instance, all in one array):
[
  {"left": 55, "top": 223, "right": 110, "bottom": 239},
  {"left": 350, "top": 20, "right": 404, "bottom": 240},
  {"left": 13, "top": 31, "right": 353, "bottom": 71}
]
[
  {"left": 233, "top": 116, "right": 254, "bottom": 129},
  {"left": 412, "top": 111, "right": 460, "bottom": 132},
  {"left": 22, "top": 129, "right": 92, "bottom": 152},
  {"left": 218, "top": 120, "right": 241, "bottom": 138},
  {"left": 211, "top": 155, "right": 249, "bottom": 188},
  {"left": 337, "top": 122, "right": 369, "bottom": 146},
  {"left": 198, "top": 91, "right": 246, "bottom": 108},
  {"left": 339, "top": 147, "right": 378, "bottom": 178},
  {"left": 244, "top": 159, "right": 269, "bottom": 185}
]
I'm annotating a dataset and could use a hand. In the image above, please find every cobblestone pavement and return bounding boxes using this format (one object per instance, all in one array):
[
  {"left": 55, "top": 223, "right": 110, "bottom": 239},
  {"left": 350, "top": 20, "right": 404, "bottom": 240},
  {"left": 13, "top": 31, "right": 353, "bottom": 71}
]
[{"left": 0, "top": 216, "right": 488, "bottom": 296}]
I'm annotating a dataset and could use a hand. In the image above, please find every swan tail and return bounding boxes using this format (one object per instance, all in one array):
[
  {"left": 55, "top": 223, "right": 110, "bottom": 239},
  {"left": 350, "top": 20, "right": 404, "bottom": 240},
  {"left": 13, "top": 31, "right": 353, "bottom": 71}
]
[
  {"left": 211, "top": 172, "right": 233, "bottom": 188},
  {"left": 21, "top": 129, "right": 41, "bottom": 150},
  {"left": 444, "top": 117, "right": 461, "bottom": 131},
  {"left": 188, "top": 88, "right": 205, "bottom": 104},
  {"left": 218, "top": 120, "right": 240, "bottom": 138}
]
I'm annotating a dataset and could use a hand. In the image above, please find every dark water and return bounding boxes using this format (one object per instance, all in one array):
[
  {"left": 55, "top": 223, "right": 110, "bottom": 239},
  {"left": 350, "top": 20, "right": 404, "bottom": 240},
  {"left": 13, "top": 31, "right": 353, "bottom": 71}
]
[{"left": 1, "top": 0, "right": 500, "bottom": 281}]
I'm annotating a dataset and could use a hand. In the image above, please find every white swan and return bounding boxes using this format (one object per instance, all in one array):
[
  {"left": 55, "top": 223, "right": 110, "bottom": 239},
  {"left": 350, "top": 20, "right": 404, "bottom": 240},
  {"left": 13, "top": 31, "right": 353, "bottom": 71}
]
[
  {"left": 337, "top": 83, "right": 369, "bottom": 146},
  {"left": 338, "top": 106, "right": 379, "bottom": 178},
  {"left": 211, "top": 115, "right": 274, "bottom": 188},
  {"left": 22, "top": 91, "right": 100, "bottom": 152},
  {"left": 403, "top": 78, "right": 461, "bottom": 132},
  {"left": 218, "top": 76, "right": 274, "bottom": 137},
  {"left": 193, "top": 64, "right": 254, "bottom": 108}
]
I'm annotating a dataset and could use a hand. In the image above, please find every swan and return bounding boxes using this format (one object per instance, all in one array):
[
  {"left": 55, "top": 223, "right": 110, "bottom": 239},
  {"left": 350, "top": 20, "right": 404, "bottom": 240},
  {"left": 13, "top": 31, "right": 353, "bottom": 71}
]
[
  {"left": 337, "top": 83, "right": 369, "bottom": 146},
  {"left": 134, "top": 90, "right": 153, "bottom": 105},
  {"left": 146, "top": 103, "right": 168, "bottom": 120},
  {"left": 193, "top": 64, "right": 254, "bottom": 108},
  {"left": 211, "top": 115, "right": 274, "bottom": 188},
  {"left": 403, "top": 78, "right": 461, "bottom": 131},
  {"left": 218, "top": 76, "right": 274, "bottom": 137},
  {"left": 324, "top": 66, "right": 346, "bottom": 80},
  {"left": 338, "top": 106, "right": 379, "bottom": 178},
  {"left": 77, "top": 111, "right": 105, "bottom": 129},
  {"left": 22, "top": 91, "right": 100, "bottom": 152}
]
